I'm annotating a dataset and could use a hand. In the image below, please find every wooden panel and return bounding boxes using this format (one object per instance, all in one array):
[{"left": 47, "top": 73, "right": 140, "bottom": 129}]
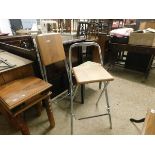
[
  {"left": 2, "top": 67, "right": 23, "bottom": 83},
  {"left": 36, "top": 33, "right": 66, "bottom": 66},
  {"left": 2, "top": 64, "right": 34, "bottom": 84},
  {"left": 20, "top": 65, "right": 34, "bottom": 77},
  {"left": 0, "top": 74, "right": 5, "bottom": 85},
  {"left": 142, "top": 109, "right": 155, "bottom": 135},
  {"left": 139, "top": 22, "right": 155, "bottom": 30}
]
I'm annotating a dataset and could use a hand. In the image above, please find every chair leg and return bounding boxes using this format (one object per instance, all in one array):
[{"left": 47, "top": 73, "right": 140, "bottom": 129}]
[
  {"left": 105, "top": 88, "right": 112, "bottom": 129},
  {"left": 43, "top": 98, "right": 55, "bottom": 129},
  {"left": 35, "top": 102, "right": 42, "bottom": 117},
  {"left": 0, "top": 107, "right": 20, "bottom": 131},
  {"left": 99, "top": 82, "right": 102, "bottom": 89},
  {"left": 96, "top": 82, "right": 108, "bottom": 106},
  {"left": 14, "top": 114, "right": 30, "bottom": 135},
  {"left": 81, "top": 84, "right": 85, "bottom": 104},
  {"left": 70, "top": 86, "right": 74, "bottom": 135}
]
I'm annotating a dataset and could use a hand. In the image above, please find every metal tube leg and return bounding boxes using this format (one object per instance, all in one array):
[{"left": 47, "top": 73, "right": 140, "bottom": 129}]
[
  {"left": 73, "top": 85, "right": 79, "bottom": 101},
  {"left": 70, "top": 88, "right": 74, "bottom": 135},
  {"left": 81, "top": 84, "right": 85, "bottom": 104},
  {"left": 105, "top": 88, "right": 112, "bottom": 129},
  {"left": 96, "top": 82, "right": 108, "bottom": 106},
  {"left": 64, "top": 60, "right": 70, "bottom": 82},
  {"left": 64, "top": 60, "right": 72, "bottom": 96},
  {"left": 99, "top": 82, "right": 102, "bottom": 89},
  {"left": 69, "top": 69, "right": 74, "bottom": 134}
]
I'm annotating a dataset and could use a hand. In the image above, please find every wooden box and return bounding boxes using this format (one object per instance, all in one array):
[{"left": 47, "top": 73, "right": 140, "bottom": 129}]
[
  {"left": 129, "top": 32, "right": 155, "bottom": 46},
  {"left": 139, "top": 22, "right": 155, "bottom": 30}
]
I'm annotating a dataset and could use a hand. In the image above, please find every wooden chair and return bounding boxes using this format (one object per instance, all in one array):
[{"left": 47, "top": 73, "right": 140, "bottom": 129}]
[
  {"left": 77, "top": 21, "right": 89, "bottom": 38},
  {"left": 0, "top": 76, "right": 55, "bottom": 135},
  {"left": 36, "top": 33, "right": 69, "bottom": 81}
]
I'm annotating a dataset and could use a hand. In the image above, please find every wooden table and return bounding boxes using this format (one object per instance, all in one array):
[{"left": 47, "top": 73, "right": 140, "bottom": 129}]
[
  {"left": 109, "top": 43, "right": 155, "bottom": 78},
  {"left": 0, "top": 51, "right": 56, "bottom": 134}
]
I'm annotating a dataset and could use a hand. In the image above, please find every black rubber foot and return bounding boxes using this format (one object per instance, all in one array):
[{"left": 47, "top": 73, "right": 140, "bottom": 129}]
[{"left": 130, "top": 118, "right": 145, "bottom": 123}]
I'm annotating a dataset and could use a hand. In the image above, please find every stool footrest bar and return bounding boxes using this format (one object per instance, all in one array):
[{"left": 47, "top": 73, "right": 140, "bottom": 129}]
[{"left": 78, "top": 113, "right": 109, "bottom": 120}]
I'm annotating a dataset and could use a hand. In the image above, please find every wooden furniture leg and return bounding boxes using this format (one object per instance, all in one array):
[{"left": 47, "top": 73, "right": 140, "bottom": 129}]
[
  {"left": 0, "top": 107, "right": 19, "bottom": 131},
  {"left": 35, "top": 102, "right": 42, "bottom": 117},
  {"left": 42, "top": 98, "right": 55, "bottom": 128},
  {"left": 14, "top": 114, "right": 30, "bottom": 135}
]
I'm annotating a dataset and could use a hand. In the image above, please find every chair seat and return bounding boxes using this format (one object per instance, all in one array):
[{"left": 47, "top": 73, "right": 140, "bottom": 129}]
[
  {"left": 0, "top": 76, "right": 52, "bottom": 109},
  {"left": 73, "top": 61, "right": 114, "bottom": 84}
]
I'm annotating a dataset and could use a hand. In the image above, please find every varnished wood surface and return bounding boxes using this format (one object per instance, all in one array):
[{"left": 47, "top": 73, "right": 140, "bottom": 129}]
[
  {"left": 36, "top": 33, "right": 66, "bottom": 66},
  {"left": 142, "top": 109, "right": 155, "bottom": 135},
  {"left": 0, "top": 50, "right": 33, "bottom": 73},
  {"left": 73, "top": 61, "right": 114, "bottom": 84},
  {"left": 0, "top": 76, "right": 52, "bottom": 109},
  {"left": 0, "top": 65, "right": 34, "bottom": 86}
]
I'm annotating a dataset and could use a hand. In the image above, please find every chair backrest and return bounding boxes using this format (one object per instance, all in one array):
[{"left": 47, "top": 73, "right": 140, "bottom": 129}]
[
  {"left": 36, "top": 33, "right": 66, "bottom": 66},
  {"left": 68, "top": 42, "right": 103, "bottom": 70}
]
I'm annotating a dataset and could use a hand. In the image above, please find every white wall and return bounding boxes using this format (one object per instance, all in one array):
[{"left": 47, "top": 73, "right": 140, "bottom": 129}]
[
  {"left": 21, "top": 19, "right": 37, "bottom": 29},
  {"left": 0, "top": 19, "right": 12, "bottom": 35}
]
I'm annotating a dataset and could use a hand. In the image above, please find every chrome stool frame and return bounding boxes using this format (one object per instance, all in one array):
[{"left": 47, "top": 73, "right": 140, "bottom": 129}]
[{"left": 68, "top": 42, "right": 113, "bottom": 134}]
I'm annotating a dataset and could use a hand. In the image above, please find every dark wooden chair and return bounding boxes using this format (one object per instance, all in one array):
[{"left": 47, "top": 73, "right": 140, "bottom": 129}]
[
  {"left": 77, "top": 21, "right": 89, "bottom": 38},
  {"left": 0, "top": 76, "right": 55, "bottom": 135}
]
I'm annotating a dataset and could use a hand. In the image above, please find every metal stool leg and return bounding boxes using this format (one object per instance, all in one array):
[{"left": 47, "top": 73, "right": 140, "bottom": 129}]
[
  {"left": 70, "top": 83, "right": 74, "bottom": 135},
  {"left": 105, "top": 87, "right": 112, "bottom": 129},
  {"left": 70, "top": 85, "right": 74, "bottom": 135},
  {"left": 96, "top": 82, "right": 109, "bottom": 106},
  {"left": 70, "top": 85, "right": 79, "bottom": 134},
  {"left": 81, "top": 84, "right": 85, "bottom": 104},
  {"left": 99, "top": 82, "right": 102, "bottom": 89},
  {"left": 73, "top": 85, "right": 79, "bottom": 101}
]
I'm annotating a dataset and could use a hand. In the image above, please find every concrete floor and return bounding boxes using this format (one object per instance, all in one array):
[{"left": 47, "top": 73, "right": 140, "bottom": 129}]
[{"left": 0, "top": 67, "right": 155, "bottom": 135}]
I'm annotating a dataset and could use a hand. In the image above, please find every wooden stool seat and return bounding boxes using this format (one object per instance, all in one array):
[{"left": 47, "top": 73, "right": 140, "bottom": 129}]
[
  {"left": 73, "top": 61, "right": 114, "bottom": 84},
  {"left": 0, "top": 76, "right": 55, "bottom": 134}
]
